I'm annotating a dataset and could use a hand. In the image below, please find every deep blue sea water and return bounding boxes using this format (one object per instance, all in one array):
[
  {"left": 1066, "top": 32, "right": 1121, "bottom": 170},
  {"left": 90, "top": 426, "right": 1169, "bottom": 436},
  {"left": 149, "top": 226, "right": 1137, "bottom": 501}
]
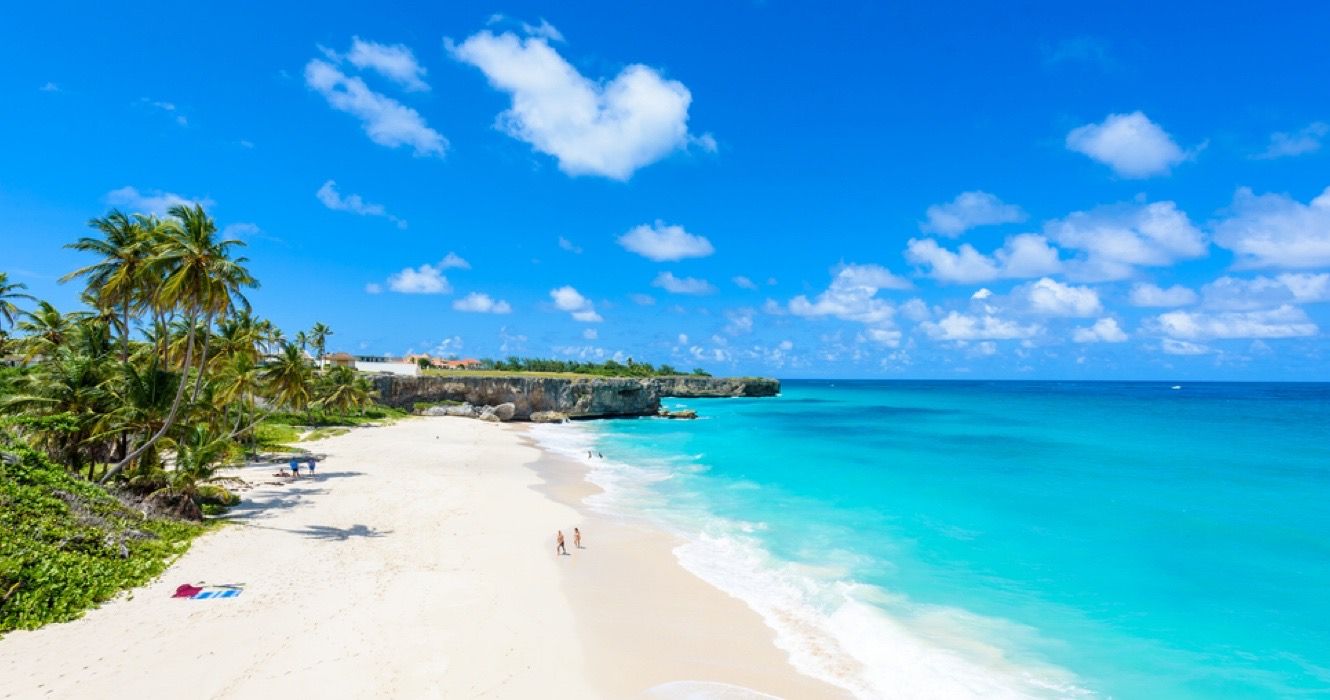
[{"left": 534, "top": 381, "right": 1330, "bottom": 698}]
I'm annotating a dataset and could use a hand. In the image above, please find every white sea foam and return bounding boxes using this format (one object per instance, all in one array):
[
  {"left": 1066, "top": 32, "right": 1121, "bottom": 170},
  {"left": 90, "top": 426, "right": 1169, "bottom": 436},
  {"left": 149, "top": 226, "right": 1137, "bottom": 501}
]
[{"left": 529, "top": 423, "right": 1091, "bottom": 699}]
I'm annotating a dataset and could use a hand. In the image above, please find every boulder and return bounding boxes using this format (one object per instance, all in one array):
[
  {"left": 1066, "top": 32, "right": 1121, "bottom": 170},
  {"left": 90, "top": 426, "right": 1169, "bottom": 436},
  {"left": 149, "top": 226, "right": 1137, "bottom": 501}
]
[
  {"left": 661, "top": 408, "right": 698, "bottom": 420},
  {"left": 492, "top": 402, "right": 517, "bottom": 421},
  {"left": 478, "top": 412, "right": 501, "bottom": 423},
  {"left": 530, "top": 411, "right": 569, "bottom": 423}
]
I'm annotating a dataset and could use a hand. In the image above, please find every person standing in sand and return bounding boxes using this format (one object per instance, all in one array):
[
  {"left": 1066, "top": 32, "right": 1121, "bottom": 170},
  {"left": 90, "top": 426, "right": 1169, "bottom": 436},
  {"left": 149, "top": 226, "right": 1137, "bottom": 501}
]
[
  {"left": 574, "top": 527, "right": 582, "bottom": 549},
  {"left": 556, "top": 530, "right": 568, "bottom": 555}
]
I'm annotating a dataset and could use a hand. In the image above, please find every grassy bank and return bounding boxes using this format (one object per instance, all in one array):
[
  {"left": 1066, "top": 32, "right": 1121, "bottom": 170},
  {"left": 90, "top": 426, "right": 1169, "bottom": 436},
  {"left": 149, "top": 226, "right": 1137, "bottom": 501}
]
[{"left": 0, "top": 440, "right": 206, "bottom": 633}]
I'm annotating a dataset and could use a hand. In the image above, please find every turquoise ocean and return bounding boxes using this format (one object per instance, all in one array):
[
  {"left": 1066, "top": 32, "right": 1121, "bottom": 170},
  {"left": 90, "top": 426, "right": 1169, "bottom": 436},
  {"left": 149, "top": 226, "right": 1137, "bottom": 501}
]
[{"left": 532, "top": 381, "right": 1330, "bottom": 698}]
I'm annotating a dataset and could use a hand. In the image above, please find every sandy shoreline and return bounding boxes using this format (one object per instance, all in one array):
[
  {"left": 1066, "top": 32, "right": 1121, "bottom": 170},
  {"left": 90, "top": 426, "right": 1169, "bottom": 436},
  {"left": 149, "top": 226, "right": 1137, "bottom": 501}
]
[{"left": 0, "top": 417, "right": 843, "bottom": 699}]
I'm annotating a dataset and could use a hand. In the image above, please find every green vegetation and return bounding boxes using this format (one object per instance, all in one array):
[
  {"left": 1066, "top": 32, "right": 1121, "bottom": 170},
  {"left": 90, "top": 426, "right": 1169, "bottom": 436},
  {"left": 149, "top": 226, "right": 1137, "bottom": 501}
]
[
  {"left": 302, "top": 427, "right": 350, "bottom": 442},
  {"left": 0, "top": 204, "right": 399, "bottom": 631},
  {"left": 462, "top": 357, "right": 709, "bottom": 377},
  {"left": 1, "top": 437, "right": 205, "bottom": 632}
]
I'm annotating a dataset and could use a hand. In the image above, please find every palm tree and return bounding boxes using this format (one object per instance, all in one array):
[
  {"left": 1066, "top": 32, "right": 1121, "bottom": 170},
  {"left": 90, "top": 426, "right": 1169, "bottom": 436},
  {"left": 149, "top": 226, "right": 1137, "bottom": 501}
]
[
  {"left": 15, "top": 301, "right": 79, "bottom": 361},
  {"left": 315, "top": 365, "right": 363, "bottom": 415},
  {"left": 101, "top": 204, "right": 255, "bottom": 483},
  {"left": 0, "top": 272, "right": 35, "bottom": 334},
  {"left": 150, "top": 424, "right": 234, "bottom": 518},
  {"left": 309, "top": 322, "right": 332, "bottom": 370},
  {"left": 261, "top": 343, "right": 313, "bottom": 418},
  {"left": 4, "top": 334, "right": 115, "bottom": 479},
  {"left": 294, "top": 330, "right": 309, "bottom": 354},
  {"left": 61, "top": 211, "right": 154, "bottom": 362},
  {"left": 214, "top": 352, "right": 264, "bottom": 437}
]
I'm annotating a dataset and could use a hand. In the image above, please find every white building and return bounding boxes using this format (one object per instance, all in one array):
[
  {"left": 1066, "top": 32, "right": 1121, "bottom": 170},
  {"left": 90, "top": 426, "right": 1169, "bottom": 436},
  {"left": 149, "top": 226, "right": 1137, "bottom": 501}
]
[{"left": 351, "top": 355, "right": 419, "bottom": 377}]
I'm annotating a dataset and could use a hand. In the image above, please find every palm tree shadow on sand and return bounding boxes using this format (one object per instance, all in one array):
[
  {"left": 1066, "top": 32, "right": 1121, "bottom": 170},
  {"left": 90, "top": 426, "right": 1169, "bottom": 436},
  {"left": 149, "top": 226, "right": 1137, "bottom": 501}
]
[{"left": 296, "top": 524, "right": 390, "bottom": 541}]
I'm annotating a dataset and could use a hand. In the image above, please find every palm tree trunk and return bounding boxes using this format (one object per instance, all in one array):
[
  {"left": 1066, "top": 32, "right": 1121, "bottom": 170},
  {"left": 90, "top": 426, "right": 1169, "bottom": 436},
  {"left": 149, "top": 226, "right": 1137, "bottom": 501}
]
[
  {"left": 100, "top": 310, "right": 198, "bottom": 484},
  {"left": 121, "top": 297, "right": 131, "bottom": 364},
  {"left": 188, "top": 311, "right": 216, "bottom": 404}
]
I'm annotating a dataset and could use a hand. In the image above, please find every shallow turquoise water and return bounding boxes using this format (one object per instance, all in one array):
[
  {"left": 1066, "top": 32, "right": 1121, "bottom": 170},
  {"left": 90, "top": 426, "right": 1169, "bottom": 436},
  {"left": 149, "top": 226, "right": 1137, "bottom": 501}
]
[{"left": 554, "top": 381, "right": 1330, "bottom": 698}]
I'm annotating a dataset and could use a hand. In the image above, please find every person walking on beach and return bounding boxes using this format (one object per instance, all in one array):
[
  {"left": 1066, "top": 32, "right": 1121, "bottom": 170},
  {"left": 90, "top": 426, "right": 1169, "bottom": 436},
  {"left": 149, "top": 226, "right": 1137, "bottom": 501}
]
[
  {"left": 556, "top": 530, "right": 568, "bottom": 556},
  {"left": 289, "top": 458, "right": 300, "bottom": 478},
  {"left": 307, "top": 457, "right": 316, "bottom": 475},
  {"left": 574, "top": 527, "right": 583, "bottom": 549}
]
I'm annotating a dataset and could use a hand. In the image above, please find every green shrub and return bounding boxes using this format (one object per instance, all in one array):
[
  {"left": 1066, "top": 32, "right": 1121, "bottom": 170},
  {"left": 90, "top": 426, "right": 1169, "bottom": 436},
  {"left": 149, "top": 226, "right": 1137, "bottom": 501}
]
[
  {"left": 0, "top": 440, "right": 205, "bottom": 633},
  {"left": 194, "top": 484, "right": 240, "bottom": 507}
]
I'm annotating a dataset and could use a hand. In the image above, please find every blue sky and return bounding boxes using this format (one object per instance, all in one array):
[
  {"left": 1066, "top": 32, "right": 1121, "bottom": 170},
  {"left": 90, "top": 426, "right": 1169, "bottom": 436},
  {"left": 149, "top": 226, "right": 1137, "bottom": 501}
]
[{"left": 3, "top": 2, "right": 1328, "bottom": 380}]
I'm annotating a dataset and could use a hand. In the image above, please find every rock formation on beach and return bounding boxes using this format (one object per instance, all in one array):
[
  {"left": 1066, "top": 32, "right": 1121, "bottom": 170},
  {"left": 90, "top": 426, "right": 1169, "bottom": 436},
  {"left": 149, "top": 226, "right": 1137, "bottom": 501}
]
[{"left": 373, "top": 374, "right": 779, "bottom": 421}]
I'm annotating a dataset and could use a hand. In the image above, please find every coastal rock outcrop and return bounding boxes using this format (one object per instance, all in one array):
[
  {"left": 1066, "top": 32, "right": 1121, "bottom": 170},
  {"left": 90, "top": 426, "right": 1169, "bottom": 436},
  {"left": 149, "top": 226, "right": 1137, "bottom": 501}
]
[
  {"left": 377, "top": 374, "right": 780, "bottom": 421},
  {"left": 529, "top": 411, "right": 569, "bottom": 423},
  {"left": 378, "top": 375, "right": 660, "bottom": 420},
  {"left": 646, "top": 376, "right": 780, "bottom": 398}
]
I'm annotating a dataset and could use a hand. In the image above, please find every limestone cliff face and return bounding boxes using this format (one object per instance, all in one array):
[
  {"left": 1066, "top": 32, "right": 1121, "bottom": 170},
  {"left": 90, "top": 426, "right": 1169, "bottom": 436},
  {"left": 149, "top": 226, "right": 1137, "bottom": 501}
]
[
  {"left": 371, "top": 375, "right": 659, "bottom": 419},
  {"left": 646, "top": 376, "right": 780, "bottom": 398},
  {"left": 372, "top": 374, "right": 781, "bottom": 420}
]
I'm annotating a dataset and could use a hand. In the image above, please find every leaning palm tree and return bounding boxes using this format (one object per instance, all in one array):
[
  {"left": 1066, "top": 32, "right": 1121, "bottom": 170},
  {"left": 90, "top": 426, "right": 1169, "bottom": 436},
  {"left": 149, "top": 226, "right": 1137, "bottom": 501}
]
[
  {"left": 0, "top": 271, "right": 35, "bottom": 333},
  {"left": 309, "top": 322, "right": 332, "bottom": 370},
  {"left": 100, "top": 204, "right": 256, "bottom": 483}
]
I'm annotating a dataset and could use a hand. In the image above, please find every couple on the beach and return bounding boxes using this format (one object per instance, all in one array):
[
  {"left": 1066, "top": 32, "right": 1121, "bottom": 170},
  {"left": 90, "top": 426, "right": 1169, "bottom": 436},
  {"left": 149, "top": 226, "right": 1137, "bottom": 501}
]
[
  {"left": 556, "top": 528, "right": 582, "bottom": 555},
  {"left": 282, "top": 457, "right": 317, "bottom": 478}
]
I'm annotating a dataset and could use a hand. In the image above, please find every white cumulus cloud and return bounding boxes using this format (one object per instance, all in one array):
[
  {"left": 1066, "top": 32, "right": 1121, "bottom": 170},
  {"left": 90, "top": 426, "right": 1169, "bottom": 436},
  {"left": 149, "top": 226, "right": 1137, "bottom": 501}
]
[
  {"left": 921, "top": 312, "right": 1041, "bottom": 341},
  {"left": 1017, "top": 278, "right": 1102, "bottom": 317},
  {"left": 105, "top": 186, "right": 213, "bottom": 216},
  {"left": 732, "top": 276, "right": 758, "bottom": 290},
  {"left": 550, "top": 285, "right": 602, "bottom": 322},
  {"left": 1129, "top": 282, "right": 1198, "bottom": 307},
  {"left": 304, "top": 57, "right": 446, "bottom": 157},
  {"left": 1151, "top": 305, "right": 1317, "bottom": 340},
  {"left": 1044, "top": 200, "right": 1207, "bottom": 281},
  {"left": 1161, "top": 338, "right": 1212, "bottom": 355},
  {"left": 652, "top": 272, "right": 716, "bottom": 295},
  {"left": 386, "top": 264, "right": 451, "bottom": 294},
  {"left": 921, "top": 191, "right": 1027, "bottom": 237},
  {"left": 789, "top": 264, "right": 910, "bottom": 325},
  {"left": 1066, "top": 111, "right": 1188, "bottom": 178},
  {"left": 345, "top": 37, "right": 429, "bottom": 92},
  {"left": 449, "top": 30, "right": 703, "bottom": 180},
  {"left": 316, "top": 180, "right": 406, "bottom": 228},
  {"left": 1200, "top": 273, "right": 1330, "bottom": 310},
  {"left": 618, "top": 221, "right": 714, "bottom": 261},
  {"left": 1073, "top": 318, "right": 1128, "bottom": 343},
  {"left": 453, "top": 292, "right": 511, "bottom": 314},
  {"left": 905, "top": 233, "right": 1061, "bottom": 284},
  {"left": 1212, "top": 186, "right": 1330, "bottom": 269},
  {"left": 439, "top": 252, "right": 470, "bottom": 269},
  {"left": 1255, "top": 122, "right": 1328, "bottom": 159}
]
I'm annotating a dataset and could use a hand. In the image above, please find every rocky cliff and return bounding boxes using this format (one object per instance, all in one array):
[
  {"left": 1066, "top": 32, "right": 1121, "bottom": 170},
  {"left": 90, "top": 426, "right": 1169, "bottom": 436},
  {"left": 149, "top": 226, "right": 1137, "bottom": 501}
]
[
  {"left": 647, "top": 375, "right": 780, "bottom": 398},
  {"left": 371, "top": 374, "right": 780, "bottom": 420}
]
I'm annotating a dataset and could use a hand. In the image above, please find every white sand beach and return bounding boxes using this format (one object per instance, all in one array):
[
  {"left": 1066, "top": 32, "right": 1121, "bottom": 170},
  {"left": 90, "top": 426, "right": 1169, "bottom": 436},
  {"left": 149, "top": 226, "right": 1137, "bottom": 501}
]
[{"left": 0, "top": 417, "right": 844, "bottom": 699}]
